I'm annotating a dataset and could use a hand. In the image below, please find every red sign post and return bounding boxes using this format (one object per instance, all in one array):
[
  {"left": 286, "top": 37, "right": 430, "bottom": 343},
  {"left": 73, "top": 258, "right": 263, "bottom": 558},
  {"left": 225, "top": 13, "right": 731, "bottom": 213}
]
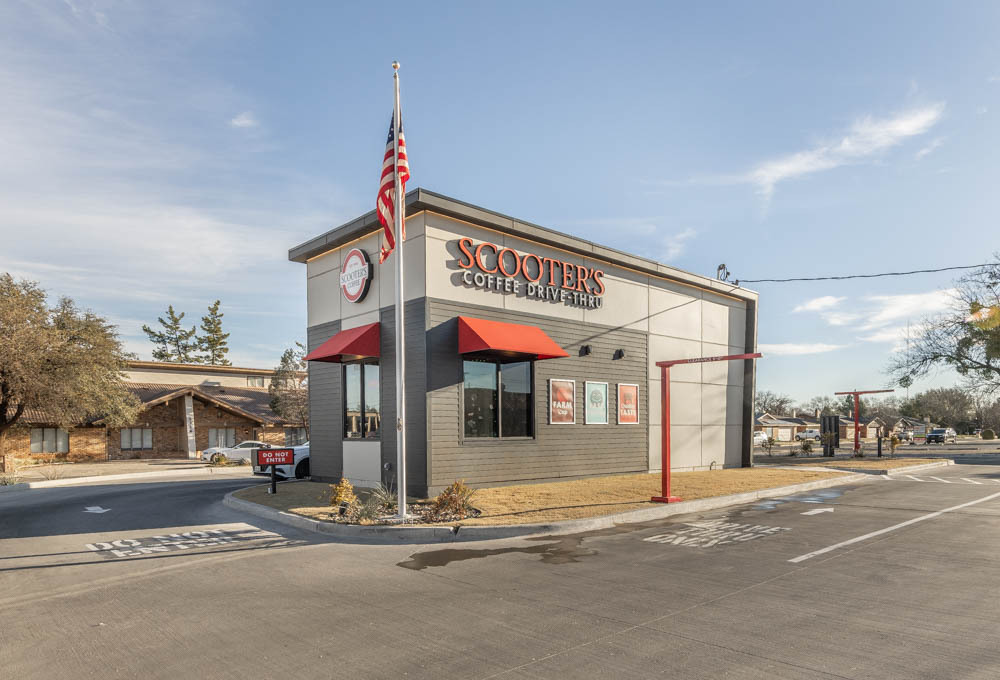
[
  {"left": 653, "top": 353, "right": 762, "bottom": 504},
  {"left": 257, "top": 448, "right": 294, "bottom": 494}
]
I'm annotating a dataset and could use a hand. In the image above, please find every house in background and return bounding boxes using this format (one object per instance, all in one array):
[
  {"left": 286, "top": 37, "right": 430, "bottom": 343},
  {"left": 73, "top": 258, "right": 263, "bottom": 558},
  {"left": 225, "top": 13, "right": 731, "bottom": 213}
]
[{"left": 8, "top": 361, "right": 307, "bottom": 462}]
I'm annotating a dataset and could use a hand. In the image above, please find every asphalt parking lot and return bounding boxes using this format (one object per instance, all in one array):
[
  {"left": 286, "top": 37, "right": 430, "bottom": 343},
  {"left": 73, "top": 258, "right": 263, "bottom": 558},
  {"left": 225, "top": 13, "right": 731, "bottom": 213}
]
[{"left": 3, "top": 464, "right": 1000, "bottom": 679}]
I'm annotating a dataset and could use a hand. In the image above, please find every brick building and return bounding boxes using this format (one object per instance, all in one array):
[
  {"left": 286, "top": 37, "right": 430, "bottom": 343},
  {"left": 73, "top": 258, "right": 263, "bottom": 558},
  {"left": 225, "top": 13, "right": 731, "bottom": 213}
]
[{"left": 6, "top": 362, "right": 307, "bottom": 463}]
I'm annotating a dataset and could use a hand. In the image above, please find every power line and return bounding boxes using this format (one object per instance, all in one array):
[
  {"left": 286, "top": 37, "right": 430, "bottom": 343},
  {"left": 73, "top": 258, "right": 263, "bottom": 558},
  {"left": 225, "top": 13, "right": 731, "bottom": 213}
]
[{"left": 738, "top": 263, "right": 992, "bottom": 284}]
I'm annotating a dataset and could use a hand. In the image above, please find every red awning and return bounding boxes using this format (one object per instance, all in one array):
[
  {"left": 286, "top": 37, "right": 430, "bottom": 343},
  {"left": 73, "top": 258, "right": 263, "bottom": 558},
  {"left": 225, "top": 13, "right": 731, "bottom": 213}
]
[
  {"left": 305, "top": 322, "right": 380, "bottom": 363},
  {"left": 457, "top": 316, "right": 569, "bottom": 360}
]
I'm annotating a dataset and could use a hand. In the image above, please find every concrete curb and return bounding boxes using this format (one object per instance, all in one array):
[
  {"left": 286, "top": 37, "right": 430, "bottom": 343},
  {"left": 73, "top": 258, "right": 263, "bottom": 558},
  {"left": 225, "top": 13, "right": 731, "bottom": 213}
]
[
  {"left": 10, "top": 465, "right": 255, "bottom": 491},
  {"left": 223, "top": 471, "right": 875, "bottom": 544},
  {"left": 764, "top": 460, "right": 954, "bottom": 476}
]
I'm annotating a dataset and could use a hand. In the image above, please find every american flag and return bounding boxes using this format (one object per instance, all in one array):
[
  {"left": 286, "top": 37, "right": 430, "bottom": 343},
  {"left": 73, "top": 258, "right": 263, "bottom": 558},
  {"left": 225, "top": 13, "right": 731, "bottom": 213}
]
[{"left": 377, "top": 113, "right": 410, "bottom": 263}]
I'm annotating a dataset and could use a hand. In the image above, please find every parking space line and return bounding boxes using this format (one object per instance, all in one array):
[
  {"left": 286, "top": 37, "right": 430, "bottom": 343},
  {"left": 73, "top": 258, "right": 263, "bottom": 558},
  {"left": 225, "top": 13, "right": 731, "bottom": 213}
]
[
  {"left": 788, "top": 491, "right": 1000, "bottom": 564},
  {"left": 904, "top": 475, "right": 926, "bottom": 481},
  {"left": 928, "top": 477, "right": 952, "bottom": 483},
  {"left": 960, "top": 478, "right": 983, "bottom": 484}
]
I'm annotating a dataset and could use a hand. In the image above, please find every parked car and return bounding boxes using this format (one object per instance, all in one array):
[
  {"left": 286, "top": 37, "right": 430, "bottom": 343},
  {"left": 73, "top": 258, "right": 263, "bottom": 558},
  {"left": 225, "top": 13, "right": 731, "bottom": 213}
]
[
  {"left": 753, "top": 431, "right": 769, "bottom": 446},
  {"left": 201, "top": 440, "right": 271, "bottom": 463},
  {"left": 925, "top": 428, "right": 957, "bottom": 444},
  {"left": 795, "top": 429, "right": 821, "bottom": 441},
  {"left": 254, "top": 442, "right": 310, "bottom": 479},
  {"left": 895, "top": 430, "right": 914, "bottom": 442}
]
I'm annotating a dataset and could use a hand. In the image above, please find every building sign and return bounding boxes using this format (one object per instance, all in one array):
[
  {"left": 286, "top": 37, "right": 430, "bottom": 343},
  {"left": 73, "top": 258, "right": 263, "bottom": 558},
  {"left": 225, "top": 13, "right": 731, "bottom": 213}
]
[
  {"left": 340, "top": 248, "right": 373, "bottom": 303},
  {"left": 455, "top": 238, "right": 605, "bottom": 309},
  {"left": 549, "top": 379, "right": 575, "bottom": 424},
  {"left": 585, "top": 381, "right": 608, "bottom": 425},
  {"left": 617, "top": 383, "right": 639, "bottom": 424}
]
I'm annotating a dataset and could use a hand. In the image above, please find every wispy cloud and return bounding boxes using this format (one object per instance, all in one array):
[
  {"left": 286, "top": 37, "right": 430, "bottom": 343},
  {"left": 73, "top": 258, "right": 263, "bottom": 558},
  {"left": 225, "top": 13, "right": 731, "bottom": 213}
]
[
  {"left": 915, "top": 137, "right": 945, "bottom": 160},
  {"left": 655, "top": 103, "right": 946, "bottom": 204},
  {"left": 662, "top": 228, "right": 696, "bottom": 260},
  {"left": 230, "top": 111, "right": 258, "bottom": 128},
  {"left": 750, "top": 104, "right": 945, "bottom": 200},
  {"left": 793, "top": 295, "right": 845, "bottom": 313},
  {"left": 759, "top": 343, "right": 846, "bottom": 356},
  {"left": 860, "top": 289, "right": 955, "bottom": 330}
]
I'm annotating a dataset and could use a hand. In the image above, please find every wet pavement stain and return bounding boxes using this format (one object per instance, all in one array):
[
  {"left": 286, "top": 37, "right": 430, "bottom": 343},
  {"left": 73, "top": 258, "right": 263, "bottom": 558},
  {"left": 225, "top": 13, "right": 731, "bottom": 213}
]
[{"left": 397, "top": 521, "right": 672, "bottom": 571}]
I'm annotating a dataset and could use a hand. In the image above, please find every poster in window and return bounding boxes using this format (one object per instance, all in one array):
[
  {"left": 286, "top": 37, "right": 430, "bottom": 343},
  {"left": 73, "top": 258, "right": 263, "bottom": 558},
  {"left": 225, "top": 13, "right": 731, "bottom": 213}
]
[
  {"left": 617, "top": 383, "right": 639, "bottom": 424},
  {"left": 549, "top": 379, "right": 575, "bottom": 424},
  {"left": 584, "top": 381, "right": 608, "bottom": 424}
]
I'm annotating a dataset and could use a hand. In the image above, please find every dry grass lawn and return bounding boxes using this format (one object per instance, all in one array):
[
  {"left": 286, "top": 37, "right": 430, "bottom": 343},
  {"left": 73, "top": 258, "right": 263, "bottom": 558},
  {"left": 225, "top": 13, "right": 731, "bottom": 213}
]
[{"left": 234, "top": 467, "right": 846, "bottom": 526}]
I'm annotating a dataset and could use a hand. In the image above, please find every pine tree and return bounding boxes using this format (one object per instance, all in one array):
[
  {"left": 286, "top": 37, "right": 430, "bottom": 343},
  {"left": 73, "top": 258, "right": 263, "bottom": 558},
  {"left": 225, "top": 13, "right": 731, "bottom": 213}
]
[
  {"left": 142, "top": 306, "right": 198, "bottom": 363},
  {"left": 197, "top": 300, "right": 231, "bottom": 366}
]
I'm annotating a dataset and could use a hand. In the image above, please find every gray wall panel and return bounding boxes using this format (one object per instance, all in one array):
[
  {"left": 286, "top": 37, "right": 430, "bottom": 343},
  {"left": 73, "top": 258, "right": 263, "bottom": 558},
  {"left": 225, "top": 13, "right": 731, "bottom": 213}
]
[
  {"left": 307, "top": 320, "right": 342, "bottom": 482},
  {"left": 425, "top": 298, "right": 648, "bottom": 493}
]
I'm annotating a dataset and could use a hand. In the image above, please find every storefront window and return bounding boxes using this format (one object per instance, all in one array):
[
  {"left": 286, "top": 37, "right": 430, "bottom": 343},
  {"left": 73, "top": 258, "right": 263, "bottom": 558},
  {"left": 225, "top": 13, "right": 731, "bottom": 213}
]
[
  {"left": 463, "top": 359, "right": 533, "bottom": 439},
  {"left": 344, "top": 361, "right": 380, "bottom": 439}
]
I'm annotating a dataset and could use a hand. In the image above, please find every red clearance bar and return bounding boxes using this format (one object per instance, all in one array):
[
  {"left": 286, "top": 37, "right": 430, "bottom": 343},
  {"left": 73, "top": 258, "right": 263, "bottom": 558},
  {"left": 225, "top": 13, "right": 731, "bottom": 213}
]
[{"left": 257, "top": 448, "right": 294, "bottom": 466}]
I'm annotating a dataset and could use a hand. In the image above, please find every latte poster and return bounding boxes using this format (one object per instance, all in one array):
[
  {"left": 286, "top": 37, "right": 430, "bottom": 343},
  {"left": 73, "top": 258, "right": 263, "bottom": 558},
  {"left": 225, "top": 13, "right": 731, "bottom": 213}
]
[
  {"left": 585, "top": 381, "right": 608, "bottom": 424},
  {"left": 549, "top": 379, "right": 575, "bottom": 424},
  {"left": 617, "top": 383, "right": 639, "bottom": 424}
]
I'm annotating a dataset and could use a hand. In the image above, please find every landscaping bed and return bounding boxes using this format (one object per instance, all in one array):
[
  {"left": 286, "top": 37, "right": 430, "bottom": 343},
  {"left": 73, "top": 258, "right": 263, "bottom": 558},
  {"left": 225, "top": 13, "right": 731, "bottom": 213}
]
[{"left": 233, "top": 467, "right": 846, "bottom": 527}]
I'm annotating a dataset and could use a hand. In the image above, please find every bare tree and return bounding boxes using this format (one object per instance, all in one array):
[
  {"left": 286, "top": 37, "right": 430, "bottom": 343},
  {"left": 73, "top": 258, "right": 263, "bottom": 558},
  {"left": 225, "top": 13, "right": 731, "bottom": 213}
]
[
  {"left": 755, "top": 390, "right": 794, "bottom": 415},
  {"left": 890, "top": 258, "right": 1000, "bottom": 395},
  {"left": 269, "top": 344, "right": 308, "bottom": 433}
]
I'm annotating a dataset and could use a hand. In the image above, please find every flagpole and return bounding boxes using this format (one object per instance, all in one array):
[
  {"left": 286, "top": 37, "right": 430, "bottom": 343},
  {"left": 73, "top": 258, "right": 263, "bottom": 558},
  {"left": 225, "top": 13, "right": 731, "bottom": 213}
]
[{"left": 392, "top": 61, "right": 408, "bottom": 519}]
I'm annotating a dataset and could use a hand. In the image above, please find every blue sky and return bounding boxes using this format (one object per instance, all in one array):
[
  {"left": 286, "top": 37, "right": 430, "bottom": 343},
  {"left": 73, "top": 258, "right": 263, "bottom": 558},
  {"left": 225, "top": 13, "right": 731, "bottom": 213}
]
[{"left": 2, "top": 1, "right": 998, "bottom": 402}]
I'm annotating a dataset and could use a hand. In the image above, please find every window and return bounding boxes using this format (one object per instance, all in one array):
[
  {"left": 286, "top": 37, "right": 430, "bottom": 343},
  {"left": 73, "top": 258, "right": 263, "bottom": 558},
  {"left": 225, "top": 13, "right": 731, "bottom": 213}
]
[
  {"left": 30, "top": 428, "right": 69, "bottom": 454},
  {"left": 120, "top": 428, "right": 152, "bottom": 450},
  {"left": 463, "top": 359, "right": 534, "bottom": 439},
  {"left": 344, "top": 361, "right": 380, "bottom": 439},
  {"left": 247, "top": 376, "right": 266, "bottom": 387},
  {"left": 207, "top": 427, "right": 236, "bottom": 448},
  {"left": 285, "top": 427, "right": 308, "bottom": 446}
]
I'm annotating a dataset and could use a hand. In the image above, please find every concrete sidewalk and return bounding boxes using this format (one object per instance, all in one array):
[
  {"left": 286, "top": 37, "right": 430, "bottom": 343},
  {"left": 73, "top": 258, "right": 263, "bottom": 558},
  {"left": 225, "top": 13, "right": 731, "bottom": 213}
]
[{"left": 1, "top": 459, "right": 255, "bottom": 492}]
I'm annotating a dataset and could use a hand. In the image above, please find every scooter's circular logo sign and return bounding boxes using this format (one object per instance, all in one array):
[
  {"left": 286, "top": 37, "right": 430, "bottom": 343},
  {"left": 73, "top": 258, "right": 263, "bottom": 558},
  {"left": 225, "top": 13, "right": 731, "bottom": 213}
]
[{"left": 340, "top": 248, "right": 373, "bottom": 303}]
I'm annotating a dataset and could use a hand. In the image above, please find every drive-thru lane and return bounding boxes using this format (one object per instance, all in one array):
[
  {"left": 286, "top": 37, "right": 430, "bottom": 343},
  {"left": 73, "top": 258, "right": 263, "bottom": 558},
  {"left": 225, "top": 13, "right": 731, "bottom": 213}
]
[{"left": 3, "top": 465, "right": 1000, "bottom": 679}]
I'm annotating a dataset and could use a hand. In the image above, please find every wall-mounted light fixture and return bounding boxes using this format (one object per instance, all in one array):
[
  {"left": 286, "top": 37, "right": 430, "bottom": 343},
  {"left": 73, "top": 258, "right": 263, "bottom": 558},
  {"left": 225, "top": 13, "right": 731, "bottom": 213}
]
[
  {"left": 613, "top": 348, "right": 626, "bottom": 360},
  {"left": 579, "top": 344, "right": 592, "bottom": 356}
]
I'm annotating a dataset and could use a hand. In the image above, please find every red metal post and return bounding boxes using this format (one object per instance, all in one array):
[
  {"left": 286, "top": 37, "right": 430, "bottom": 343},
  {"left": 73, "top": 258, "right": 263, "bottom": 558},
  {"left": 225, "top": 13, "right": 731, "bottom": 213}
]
[
  {"left": 853, "top": 393, "right": 861, "bottom": 455},
  {"left": 652, "top": 365, "right": 680, "bottom": 503},
  {"left": 650, "top": 352, "right": 761, "bottom": 503}
]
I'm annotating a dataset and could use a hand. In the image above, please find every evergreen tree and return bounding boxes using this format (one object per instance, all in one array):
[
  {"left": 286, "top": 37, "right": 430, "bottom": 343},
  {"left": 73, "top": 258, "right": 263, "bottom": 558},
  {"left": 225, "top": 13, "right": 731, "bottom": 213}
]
[
  {"left": 142, "top": 306, "right": 198, "bottom": 363},
  {"left": 197, "top": 300, "right": 231, "bottom": 366}
]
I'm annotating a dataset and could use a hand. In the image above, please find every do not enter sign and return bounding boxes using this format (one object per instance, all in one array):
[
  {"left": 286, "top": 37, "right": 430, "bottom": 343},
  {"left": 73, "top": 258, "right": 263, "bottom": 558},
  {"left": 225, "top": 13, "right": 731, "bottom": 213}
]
[{"left": 257, "top": 448, "right": 294, "bottom": 467}]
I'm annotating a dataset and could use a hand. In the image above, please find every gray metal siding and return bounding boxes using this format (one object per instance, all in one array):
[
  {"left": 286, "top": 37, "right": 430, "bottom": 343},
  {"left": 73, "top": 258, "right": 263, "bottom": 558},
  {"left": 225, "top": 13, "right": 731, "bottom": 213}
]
[
  {"left": 378, "top": 299, "right": 428, "bottom": 496},
  {"left": 425, "top": 298, "right": 648, "bottom": 492},
  {"left": 307, "top": 320, "right": 342, "bottom": 482}
]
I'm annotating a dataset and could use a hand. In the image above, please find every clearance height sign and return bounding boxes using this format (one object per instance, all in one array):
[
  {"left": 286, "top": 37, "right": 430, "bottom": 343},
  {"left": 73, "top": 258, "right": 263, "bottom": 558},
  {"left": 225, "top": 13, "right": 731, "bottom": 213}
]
[{"left": 455, "top": 238, "right": 606, "bottom": 309}]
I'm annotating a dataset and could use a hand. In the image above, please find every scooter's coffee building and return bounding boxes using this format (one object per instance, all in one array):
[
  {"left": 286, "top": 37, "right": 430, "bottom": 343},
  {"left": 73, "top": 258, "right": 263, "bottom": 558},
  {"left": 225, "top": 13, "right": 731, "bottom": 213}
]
[{"left": 291, "top": 190, "right": 758, "bottom": 497}]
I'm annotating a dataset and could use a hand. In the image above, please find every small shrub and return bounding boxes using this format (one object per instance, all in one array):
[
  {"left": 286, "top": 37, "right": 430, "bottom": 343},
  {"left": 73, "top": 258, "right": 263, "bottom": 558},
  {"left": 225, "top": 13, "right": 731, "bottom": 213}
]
[
  {"left": 890, "top": 435, "right": 900, "bottom": 457},
  {"left": 369, "top": 482, "right": 398, "bottom": 513},
  {"left": 354, "top": 496, "right": 384, "bottom": 524},
  {"left": 430, "top": 480, "right": 478, "bottom": 521},
  {"left": 982, "top": 429, "right": 996, "bottom": 440},
  {"left": 0, "top": 472, "right": 22, "bottom": 486},
  {"left": 37, "top": 465, "right": 64, "bottom": 480},
  {"left": 799, "top": 439, "right": 813, "bottom": 456},
  {"left": 331, "top": 478, "right": 360, "bottom": 518},
  {"left": 237, "top": 457, "right": 251, "bottom": 466},
  {"left": 763, "top": 436, "right": 776, "bottom": 456},
  {"left": 209, "top": 453, "right": 229, "bottom": 466}
]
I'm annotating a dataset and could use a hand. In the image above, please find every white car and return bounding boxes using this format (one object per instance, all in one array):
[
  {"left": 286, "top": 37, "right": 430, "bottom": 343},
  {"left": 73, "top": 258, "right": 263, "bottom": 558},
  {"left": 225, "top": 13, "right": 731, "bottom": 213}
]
[
  {"left": 795, "top": 429, "right": 821, "bottom": 441},
  {"left": 753, "top": 431, "right": 769, "bottom": 446},
  {"left": 254, "top": 442, "right": 310, "bottom": 480},
  {"left": 201, "top": 440, "right": 270, "bottom": 463}
]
